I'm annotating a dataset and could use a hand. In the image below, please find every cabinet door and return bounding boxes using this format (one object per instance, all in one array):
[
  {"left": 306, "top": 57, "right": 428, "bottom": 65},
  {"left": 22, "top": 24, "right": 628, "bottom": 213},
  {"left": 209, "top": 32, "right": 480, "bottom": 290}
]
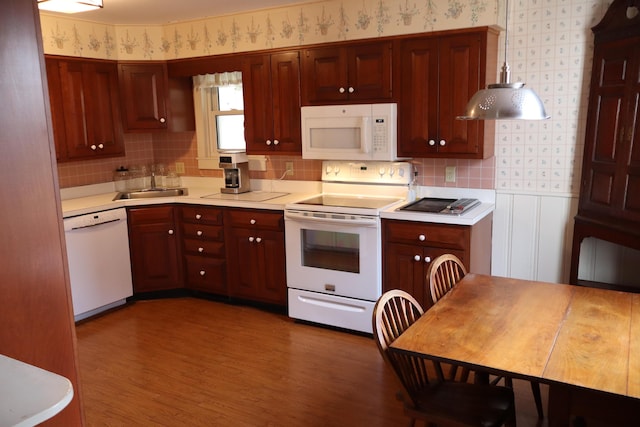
[
  {"left": 301, "top": 46, "right": 348, "bottom": 104},
  {"left": 226, "top": 227, "right": 286, "bottom": 305},
  {"left": 244, "top": 54, "right": 273, "bottom": 153},
  {"left": 45, "top": 57, "right": 67, "bottom": 161},
  {"left": 397, "top": 37, "right": 439, "bottom": 157},
  {"left": 119, "top": 62, "right": 169, "bottom": 131},
  {"left": 270, "top": 51, "right": 302, "bottom": 154},
  {"left": 347, "top": 41, "right": 392, "bottom": 101},
  {"left": 383, "top": 242, "right": 428, "bottom": 306},
  {"left": 54, "top": 58, "right": 124, "bottom": 160},
  {"left": 436, "top": 33, "right": 483, "bottom": 157},
  {"left": 580, "top": 39, "right": 640, "bottom": 222},
  {"left": 128, "top": 207, "right": 181, "bottom": 293}
]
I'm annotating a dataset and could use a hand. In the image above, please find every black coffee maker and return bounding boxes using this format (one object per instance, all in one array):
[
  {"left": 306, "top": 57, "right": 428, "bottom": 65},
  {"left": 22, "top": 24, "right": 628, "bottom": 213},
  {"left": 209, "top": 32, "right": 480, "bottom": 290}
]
[{"left": 219, "top": 152, "right": 250, "bottom": 194}]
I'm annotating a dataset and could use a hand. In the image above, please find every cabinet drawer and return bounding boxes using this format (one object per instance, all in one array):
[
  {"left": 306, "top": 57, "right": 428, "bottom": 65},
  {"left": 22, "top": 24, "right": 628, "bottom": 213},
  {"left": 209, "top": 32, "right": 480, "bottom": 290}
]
[
  {"left": 128, "top": 205, "right": 174, "bottom": 225},
  {"left": 181, "top": 206, "right": 223, "bottom": 225},
  {"left": 225, "top": 209, "right": 283, "bottom": 230},
  {"left": 184, "top": 255, "right": 226, "bottom": 293},
  {"left": 384, "top": 220, "right": 468, "bottom": 249},
  {"left": 183, "top": 239, "right": 225, "bottom": 257},
  {"left": 182, "top": 223, "right": 224, "bottom": 240}
]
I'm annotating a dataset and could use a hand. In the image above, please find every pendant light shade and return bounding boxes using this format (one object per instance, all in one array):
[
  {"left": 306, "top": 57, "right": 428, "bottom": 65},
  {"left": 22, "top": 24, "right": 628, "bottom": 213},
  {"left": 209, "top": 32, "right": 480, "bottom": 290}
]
[
  {"left": 37, "top": 0, "right": 103, "bottom": 14},
  {"left": 457, "top": 0, "right": 549, "bottom": 120}
]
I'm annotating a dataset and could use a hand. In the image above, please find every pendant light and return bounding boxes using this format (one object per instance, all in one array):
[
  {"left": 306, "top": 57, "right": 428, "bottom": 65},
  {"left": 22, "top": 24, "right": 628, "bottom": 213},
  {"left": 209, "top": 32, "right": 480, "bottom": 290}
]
[
  {"left": 457, "top": 0, "right": 549, "bottom": 120},
  {"left": 37, "top": 0, "right": 103, "bottom": 14}
]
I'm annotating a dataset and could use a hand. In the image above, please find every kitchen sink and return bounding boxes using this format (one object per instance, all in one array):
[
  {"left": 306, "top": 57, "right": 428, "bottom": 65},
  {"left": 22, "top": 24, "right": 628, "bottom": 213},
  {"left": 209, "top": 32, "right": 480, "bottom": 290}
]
[{"left": 113, "top": 188, "right": 188, "bottom": 200}]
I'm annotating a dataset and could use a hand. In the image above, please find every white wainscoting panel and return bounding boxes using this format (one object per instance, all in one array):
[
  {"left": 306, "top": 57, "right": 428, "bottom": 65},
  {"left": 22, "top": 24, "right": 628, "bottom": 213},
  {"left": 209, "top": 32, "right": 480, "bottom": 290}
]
[{"left": 492, "top": 192, "right": 579, "bottom": 283}]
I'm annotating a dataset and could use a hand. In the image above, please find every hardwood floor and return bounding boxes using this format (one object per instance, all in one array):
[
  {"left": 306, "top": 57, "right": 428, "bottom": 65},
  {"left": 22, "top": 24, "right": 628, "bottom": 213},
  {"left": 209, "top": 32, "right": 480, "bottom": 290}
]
[{"left": 75, "top": 297, "right": 548, "bottom": 426}]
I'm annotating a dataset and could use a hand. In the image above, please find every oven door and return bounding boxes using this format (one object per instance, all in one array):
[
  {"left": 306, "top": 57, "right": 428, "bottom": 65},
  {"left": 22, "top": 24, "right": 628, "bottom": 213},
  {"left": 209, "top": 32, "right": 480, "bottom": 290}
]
[{"left": 284, "top": 209, "right": 381, "bottom": 301}]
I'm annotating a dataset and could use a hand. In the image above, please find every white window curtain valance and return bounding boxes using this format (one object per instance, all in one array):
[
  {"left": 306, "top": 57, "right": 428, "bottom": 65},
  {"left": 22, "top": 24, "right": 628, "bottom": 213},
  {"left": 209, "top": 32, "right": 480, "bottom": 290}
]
[{"left": 193, "top": 72, "right": 242, "bottom": 90}]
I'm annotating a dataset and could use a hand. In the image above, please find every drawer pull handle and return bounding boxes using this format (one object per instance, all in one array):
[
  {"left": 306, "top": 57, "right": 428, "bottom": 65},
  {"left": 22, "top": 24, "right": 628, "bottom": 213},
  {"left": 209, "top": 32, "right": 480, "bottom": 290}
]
[
  {"left": 198, "top": 247, "right": 204, "bottom": 253},
  {"left": 199, "top": 270, "right": 206, "bottom": 276},
  {"left": 168, "top": 229, "right": 174, "bottom": 235},
  {"left": 250, "top": 219, "right": 256, "bottom": 225},
  {"left": 195, "top": 214, "right": 202, "bottom": 220},
  {"left": 418, "top": 234, "right": 426, "bottom": 241},
  {"left": 197, "top": 230, "right": 203, "bottom": 236}
]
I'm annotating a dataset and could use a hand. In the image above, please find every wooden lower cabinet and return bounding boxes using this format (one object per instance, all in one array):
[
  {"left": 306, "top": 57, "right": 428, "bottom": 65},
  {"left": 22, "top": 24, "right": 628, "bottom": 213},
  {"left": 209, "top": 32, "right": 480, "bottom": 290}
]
[
  {"left": 382, "top": 215, "right": 492, "bottom": 309},
  {"left": 180, "top": 205, "right": 227, "bottom": 294},
  {"left": 224, "top": 208, "right": 287, "bottom": 306},
  {"left": 128, "top": 205, "right": 182, "bottom": 293}
]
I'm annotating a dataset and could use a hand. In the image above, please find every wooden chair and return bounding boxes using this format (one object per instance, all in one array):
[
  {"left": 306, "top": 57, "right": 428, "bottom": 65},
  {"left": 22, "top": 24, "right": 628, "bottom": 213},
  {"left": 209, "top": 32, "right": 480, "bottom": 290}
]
[
  {"left": 372, "top": 290, "right": 517, "bottom": 427},
  {"left": 427, "top": 254, "right": 544, "bottom": 420}
]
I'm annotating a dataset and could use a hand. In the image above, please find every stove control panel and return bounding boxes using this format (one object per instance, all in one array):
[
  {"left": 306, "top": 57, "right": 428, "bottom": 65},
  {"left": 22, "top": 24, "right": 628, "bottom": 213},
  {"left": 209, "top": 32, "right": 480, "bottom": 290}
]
[{"left": 322, "top": 161, "right": 413, "bottom": 185}]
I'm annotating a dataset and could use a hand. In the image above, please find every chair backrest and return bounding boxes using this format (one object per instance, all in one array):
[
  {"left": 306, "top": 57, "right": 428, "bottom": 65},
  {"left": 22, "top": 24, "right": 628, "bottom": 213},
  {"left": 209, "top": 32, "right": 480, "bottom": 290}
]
[
  {"left": 428, "top": 254, "right": 467, "bottom": 304},
  {"left": 373, "top": 290, "right": 443, "bottom": 403}
]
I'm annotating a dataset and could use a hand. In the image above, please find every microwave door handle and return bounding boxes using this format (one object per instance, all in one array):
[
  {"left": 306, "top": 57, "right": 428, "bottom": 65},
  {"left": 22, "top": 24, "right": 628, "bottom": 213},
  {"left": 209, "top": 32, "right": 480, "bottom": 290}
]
[
  {"left": 285, "top": 211, "right": 378, "bottom": 227},
  {"left": 361, "top": 116, "right": 371, "bottom": 153}
]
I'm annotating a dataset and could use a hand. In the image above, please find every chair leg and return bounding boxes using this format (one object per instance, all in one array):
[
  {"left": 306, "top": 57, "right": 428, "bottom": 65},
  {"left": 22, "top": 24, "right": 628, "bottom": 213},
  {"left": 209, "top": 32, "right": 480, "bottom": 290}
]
[{"left": 530, "top": 381, "right": 544, "bottom": 419}]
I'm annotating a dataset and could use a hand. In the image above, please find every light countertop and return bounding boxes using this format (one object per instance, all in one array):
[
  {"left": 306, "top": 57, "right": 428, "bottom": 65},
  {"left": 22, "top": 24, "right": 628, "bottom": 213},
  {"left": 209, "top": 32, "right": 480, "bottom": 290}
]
[
  {"left": 0, "top": 354, "right": 73, "bottom": 427},
  {"left": 60, "top": 178, "right": 494, "bottom": 226}
]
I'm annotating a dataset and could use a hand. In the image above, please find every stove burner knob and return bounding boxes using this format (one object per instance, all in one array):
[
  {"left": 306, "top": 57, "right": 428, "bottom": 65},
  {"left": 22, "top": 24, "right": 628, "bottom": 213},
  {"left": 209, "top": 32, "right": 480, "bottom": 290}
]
[
  {"left": 333, "top": 166, "right": 340, "bottom": 175},
  {"left": 398, "top": 168, "right": 405, "bottom": 177},
  {"left": 389, "top": 167, "right": 395, "bottom": 177},
  {"left": 379, "top": 167, "right": 386, "bottom": 177},
  {"left": 325, "top": 165, "right": 333, "bottom": 175}
]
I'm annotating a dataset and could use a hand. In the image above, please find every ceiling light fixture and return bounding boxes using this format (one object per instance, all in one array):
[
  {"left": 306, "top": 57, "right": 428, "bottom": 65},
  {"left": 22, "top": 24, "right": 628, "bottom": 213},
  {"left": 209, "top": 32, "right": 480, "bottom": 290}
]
[
  {"left": 37, "top": 0, "right": 103, "bottom": 14},
  {"left": 457, "top": 0, "right": 549, "bottom": 120}
]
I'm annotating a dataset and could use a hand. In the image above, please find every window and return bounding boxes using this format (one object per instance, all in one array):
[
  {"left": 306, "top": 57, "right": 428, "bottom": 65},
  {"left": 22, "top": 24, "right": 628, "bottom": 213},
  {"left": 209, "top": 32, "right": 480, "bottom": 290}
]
[{"left": 193, "top": 72, "right": 245, "bottom": 169}]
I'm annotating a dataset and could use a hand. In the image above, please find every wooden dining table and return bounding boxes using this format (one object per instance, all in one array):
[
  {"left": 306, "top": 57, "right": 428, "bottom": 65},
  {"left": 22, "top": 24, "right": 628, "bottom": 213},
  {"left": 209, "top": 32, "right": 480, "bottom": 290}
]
[{"left": 389, "top": 273, "right": 640, "bottom": 426}]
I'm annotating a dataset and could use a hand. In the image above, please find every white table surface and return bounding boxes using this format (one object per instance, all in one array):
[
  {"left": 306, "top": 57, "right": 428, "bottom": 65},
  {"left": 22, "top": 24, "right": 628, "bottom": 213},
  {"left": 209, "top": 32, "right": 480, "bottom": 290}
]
[{"left": 0, "top": 354, "right": 73, "bottom": 427}]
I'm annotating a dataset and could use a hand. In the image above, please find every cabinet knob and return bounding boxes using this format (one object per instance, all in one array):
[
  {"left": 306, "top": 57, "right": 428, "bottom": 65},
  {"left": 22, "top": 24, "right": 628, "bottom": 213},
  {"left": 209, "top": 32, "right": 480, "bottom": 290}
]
[
  {"left": 248, "top": 236, "right": 254, "bottom": 242},
  {"left": 418, "top": 234, "right": 426, "bottom": 241},
  {"left": 195, "top": 214, "right": 202, "bottom": 220},
  {"left": 439, "top": 140, "right": 446, "bottom": 146},
  {"left": 198, "top": 247, "right": 204, "bottom": 253},
  {"left": 424, "top": 257, "right": 432, "bottom": 263},
  {"left": 266, "top": 140, "right": 272, "bottom": 146},
  {"left": 414, "top": 255, "right": 421, "bottom": 262},
  {"left": 339, "top": 87, "right": 345, "bottom": 93},
  {"left": 273, "top": 139, "right": 279, "bottom": 145},
  {"left": 197, "top": 230, "right": 203, "bottom": 236},
  {"left": 256, "top": 237, "right": 262, "bottom": 243},
  {"left": 90, "top": 145, "right": 97, "bottom": 150},
  {"left": 199, "top": 270, "right": 206, "bottom": 276},
  {"left": 250, "top": 219, "right": 256, "bottom": 225},
  {"left": 348, "top": 87, "right": 354, "bottom": 93},
  {"left": 428, "top": 140, "right": 436, "bottom": 146},
  {"left": 159, "top": 117, "right": 166, "bottom": 123},
  {"left": 98, "top": 143, "right": 104, "bottom": 149},
  {"left": 168, "top": 229, "right": 174, "bottom": 235}
]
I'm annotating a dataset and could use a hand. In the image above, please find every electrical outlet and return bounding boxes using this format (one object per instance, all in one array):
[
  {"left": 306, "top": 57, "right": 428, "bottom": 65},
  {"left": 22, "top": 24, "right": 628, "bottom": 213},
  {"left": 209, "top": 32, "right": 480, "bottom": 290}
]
[
  {"left": 175, "top": 162, "right": 185, "bottom": 174},
  {"left": 285, "top": 161, "right": 294, "bottom": 176},
  {"left": 445, "top": 166, "right": 456, "bottom": 183}
]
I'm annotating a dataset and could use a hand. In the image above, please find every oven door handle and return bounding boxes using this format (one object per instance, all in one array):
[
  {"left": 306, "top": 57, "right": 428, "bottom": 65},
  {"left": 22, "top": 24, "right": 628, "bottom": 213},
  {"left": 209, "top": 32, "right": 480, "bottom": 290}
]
[{"left": 284, "top": 211, "right": 379, "bottom": 227}]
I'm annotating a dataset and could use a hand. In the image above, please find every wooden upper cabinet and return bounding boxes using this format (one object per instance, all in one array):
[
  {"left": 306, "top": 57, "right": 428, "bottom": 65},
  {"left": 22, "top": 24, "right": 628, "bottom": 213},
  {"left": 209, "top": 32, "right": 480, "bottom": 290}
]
[
  {"left": 579, "top": 39, "right": 640, "bottom": 223},
  {"left": 397, "top": 30, "right": 498, "bottom": 159},
  {"left": 118, "top": 62, "right": 195, "bottom": 132},
  {"left": 243, "top": 51, "right": 301, "bottom": 155},
  {"left": 301, "top": 41, "right": 392, "bottom": 105},
  {"left": 46, "top": 56, "right": 124, "bottom": 162}
]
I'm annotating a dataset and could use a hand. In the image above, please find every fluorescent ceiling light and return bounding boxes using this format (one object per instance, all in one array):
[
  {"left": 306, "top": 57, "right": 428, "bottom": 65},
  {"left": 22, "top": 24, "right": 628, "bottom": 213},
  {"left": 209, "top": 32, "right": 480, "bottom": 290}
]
[
  {"left": 457, "top": 0, "right": 549, "bottom": 120},
  {"left": 37, "top": 0, "right": 103, "bottom": 14}
]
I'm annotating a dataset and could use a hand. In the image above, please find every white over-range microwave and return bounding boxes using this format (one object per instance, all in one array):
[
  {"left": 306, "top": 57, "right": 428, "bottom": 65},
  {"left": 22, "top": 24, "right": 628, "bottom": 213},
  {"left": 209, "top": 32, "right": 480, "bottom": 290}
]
[{"left": 300, "top": 103, "right": 403, "bottom": 161}]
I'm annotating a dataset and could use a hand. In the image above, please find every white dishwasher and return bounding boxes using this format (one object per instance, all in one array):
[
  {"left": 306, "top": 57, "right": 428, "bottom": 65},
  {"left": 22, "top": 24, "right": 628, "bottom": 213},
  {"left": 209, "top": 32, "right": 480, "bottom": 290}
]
[{"left": 63, "top": 208, "right": 133, "bottom": 321}]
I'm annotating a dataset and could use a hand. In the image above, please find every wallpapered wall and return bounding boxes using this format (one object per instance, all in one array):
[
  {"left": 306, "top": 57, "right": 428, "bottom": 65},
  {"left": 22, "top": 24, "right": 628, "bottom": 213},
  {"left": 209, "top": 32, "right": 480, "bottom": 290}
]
[{"left": 43, "top": 0, "right": 611, "bottom": 197}]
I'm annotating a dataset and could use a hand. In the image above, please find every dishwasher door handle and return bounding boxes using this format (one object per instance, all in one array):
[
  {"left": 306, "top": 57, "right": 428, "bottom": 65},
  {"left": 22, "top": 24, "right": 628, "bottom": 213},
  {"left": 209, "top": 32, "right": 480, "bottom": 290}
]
[{"left": 69, "top": 218, "right": 121, "bottom": 231}]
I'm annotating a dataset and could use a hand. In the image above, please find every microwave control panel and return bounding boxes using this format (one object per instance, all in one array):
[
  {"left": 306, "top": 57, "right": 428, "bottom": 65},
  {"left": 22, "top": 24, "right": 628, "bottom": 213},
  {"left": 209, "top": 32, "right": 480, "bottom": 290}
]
[{"left": 373, "top": 118, "right": 388, "bottom": 153}]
